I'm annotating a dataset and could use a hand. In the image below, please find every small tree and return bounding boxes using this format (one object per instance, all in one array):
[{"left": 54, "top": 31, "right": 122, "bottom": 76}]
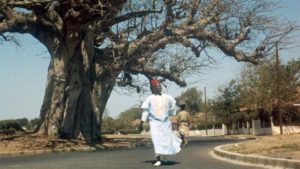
[
  {"left": 176, "top": 87, "right": 203, "bottom": 115},
  {"left": 117, "top": 107, "right": 141, "bottom": 129},
  {"left": 211, "top": 80, "right": 242, "bottom": 134},
  {"left": 102, "top": 116, "right": 116, "bottom": 134},
  {"left": 239, "top": 58, "right": 300, "bottom": 124},
  {"left": 28, "top": 118, "right": 40, "bottom": 130}
]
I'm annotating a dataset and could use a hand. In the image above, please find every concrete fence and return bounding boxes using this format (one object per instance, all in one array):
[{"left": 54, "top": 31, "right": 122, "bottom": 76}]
[
  {"left": 272, "top": 126, "right": 300, "bottom": 135},
  {"left": 189, "top": 128, "right": 224, "bottom": 136},
  {"left": 193, "top": 117, "right": 300, "bottom": 136},
  {"left": 141, "top": 117, "right": 300, "bottom": 137}
]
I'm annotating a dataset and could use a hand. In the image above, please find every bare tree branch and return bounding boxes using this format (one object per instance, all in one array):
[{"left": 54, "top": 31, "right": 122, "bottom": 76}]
[
  {"left": 129, "top": 66, "right": 187, "bottom": 87},
  {"left": 108, "top": 8, "right": 162, "bottom": 26}
]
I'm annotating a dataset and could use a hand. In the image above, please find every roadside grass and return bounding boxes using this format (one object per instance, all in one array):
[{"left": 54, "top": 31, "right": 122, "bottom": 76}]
[
  {"left": 222, "top": 134, "right": 300, "bottom": 160},
  {"left": 277, "top": 144, "right": 300, "bottom": 151}
]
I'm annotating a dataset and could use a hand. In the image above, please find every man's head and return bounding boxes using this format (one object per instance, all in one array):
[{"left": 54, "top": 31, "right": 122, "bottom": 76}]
[{"left": 150, "top": 79, "right": 162, "bottom": 95}]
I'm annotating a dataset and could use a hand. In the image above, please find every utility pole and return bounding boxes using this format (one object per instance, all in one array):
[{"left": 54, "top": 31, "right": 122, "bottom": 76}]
[
  {"left": 204, "top": 87, "right": 208, "bottom": 136},
  {"left": 275, "top": 42, "right": 283, "bottom": 135}
]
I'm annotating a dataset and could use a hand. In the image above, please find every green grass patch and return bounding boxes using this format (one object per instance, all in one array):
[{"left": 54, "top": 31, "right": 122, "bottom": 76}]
[
  {"left": 281, "top": 144, "right": 300, "bottom": 150},
  {"left": 272, "top": 144, "right": 300, "bottom": 151}
]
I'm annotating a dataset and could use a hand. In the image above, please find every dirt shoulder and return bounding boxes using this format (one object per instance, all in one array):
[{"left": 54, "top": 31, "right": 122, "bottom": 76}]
[
  {"left": 0, "top": 133, "right": 151, "bottom": 154},
  {"left": 223, "top": 133, "right": 300, "bottom": 160}
]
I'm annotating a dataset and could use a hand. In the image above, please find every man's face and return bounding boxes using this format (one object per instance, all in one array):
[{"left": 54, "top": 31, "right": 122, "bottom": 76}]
[{"left": 151, "top": 86, "right": 162, "bottom": 94}]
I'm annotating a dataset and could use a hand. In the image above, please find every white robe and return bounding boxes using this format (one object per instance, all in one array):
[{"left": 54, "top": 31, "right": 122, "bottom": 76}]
[{"left": 141, "top": 93, "right": 181, "bottom": 155}]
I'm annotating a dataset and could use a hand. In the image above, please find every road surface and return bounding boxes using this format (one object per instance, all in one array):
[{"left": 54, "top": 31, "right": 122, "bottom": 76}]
[{"left": 0, "top": 136, "right": 263, "bottom": 169}]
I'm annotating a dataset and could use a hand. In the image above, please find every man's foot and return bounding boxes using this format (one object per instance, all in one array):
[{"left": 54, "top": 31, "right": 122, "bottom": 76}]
[
  {"left": 153, "top": 161, "right": 161, "bottom": 167},
  {"left": 181, "top": 139, "right": 188, "bottom": 147}
]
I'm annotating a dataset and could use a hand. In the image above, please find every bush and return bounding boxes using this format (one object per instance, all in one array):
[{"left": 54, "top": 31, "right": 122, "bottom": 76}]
[
  {"left": 118, "top": 128, "right": 140, "bottom": 135},
  {"left": 0, "top": 119, "right": 25, "bottom": 131},
  {"left": 102, "top": 128, "right": 116, "bottom": 134}
]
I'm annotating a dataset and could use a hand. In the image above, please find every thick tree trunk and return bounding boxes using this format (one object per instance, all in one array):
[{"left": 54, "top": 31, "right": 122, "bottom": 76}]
[{"left": 37, "top": 30, "right": 116, "bottom": 141}]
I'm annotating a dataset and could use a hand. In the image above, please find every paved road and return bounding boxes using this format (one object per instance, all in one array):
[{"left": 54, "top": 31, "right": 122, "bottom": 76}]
[{"left": 0, "top": 136, "right": 262, "bottom": 169}]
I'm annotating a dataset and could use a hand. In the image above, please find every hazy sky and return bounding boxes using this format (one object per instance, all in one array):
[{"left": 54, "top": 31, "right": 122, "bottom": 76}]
[{"left": 1, "top": 1, "right": 299, "bottom": 120}]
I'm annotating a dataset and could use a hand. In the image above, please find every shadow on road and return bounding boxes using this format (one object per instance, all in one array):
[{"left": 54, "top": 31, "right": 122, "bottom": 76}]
[
  {"left": 188, "top": 136, "right": 254, "bottom": 145},
  {"left": 143, "top": 160, "right": 181, "bottom": 166}
]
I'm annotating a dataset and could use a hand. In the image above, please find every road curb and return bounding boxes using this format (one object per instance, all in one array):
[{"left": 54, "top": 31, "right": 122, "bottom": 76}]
[{"left": 213, "top": 143, "right": 300, "bottom": 169}]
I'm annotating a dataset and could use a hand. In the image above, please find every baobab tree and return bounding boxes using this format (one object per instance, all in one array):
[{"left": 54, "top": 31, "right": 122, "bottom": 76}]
[{"left": 0, "top": 0, "right": 295, "bottom": 140}]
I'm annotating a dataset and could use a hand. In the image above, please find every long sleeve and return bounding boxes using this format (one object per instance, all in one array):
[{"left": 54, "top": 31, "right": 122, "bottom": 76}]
[
  {"left": 141, "top": 110, "right": 149, "bottom": 122},
  {"left": 141, "top": 96, "right": 150, "bottom": 121},
  {"left": 168, "top": 95, "right": 177, "bottom": 116}
]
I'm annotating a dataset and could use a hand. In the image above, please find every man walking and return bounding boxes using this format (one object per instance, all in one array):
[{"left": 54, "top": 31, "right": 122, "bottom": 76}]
[
  {"left": 139, "top": 78, "right": 181, "bottom": 167},
  {"left": 176, "top": 100, "right": 191, "bottom": 147}
]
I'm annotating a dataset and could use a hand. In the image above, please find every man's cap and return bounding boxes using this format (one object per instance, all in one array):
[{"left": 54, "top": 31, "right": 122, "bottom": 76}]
[{"left": 150, "top": 79, "right": 161, "bottom": 88}]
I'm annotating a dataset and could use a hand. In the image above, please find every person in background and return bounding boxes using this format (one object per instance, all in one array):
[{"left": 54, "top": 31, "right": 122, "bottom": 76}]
[
  {"left": 139, "top": 78, "right": 181, "bottom": 167},
  {"left": 176, "top": 100, "right": 191, "bottom": 147}
]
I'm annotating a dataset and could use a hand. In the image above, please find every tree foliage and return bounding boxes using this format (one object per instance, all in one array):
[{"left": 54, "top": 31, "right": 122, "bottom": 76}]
[
  {"left": 176, "top": 87, "right": 203, "bottom": 115},
  {"left": 211, "top": 57, "right": 300, "bottom": 126},
  {"left": 0, "top": 118, "right": 38, "bottom": 132},
  {"left": 117, "top": 107, "right": 141, "bottom": 125},
  {"left": 101, "top": 107, "right": 141, "bottom": 134},
  {"left": 240, "top": 58, "right": 300, "bottom": 123},
  {"left": 210, "top": 80, "right": 242, "bottom": 130}
]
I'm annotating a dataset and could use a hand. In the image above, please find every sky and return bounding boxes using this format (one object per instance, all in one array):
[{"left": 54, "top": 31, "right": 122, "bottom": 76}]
[{"left": 0, "top": 1, "right": 300, "bottom": 120}]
